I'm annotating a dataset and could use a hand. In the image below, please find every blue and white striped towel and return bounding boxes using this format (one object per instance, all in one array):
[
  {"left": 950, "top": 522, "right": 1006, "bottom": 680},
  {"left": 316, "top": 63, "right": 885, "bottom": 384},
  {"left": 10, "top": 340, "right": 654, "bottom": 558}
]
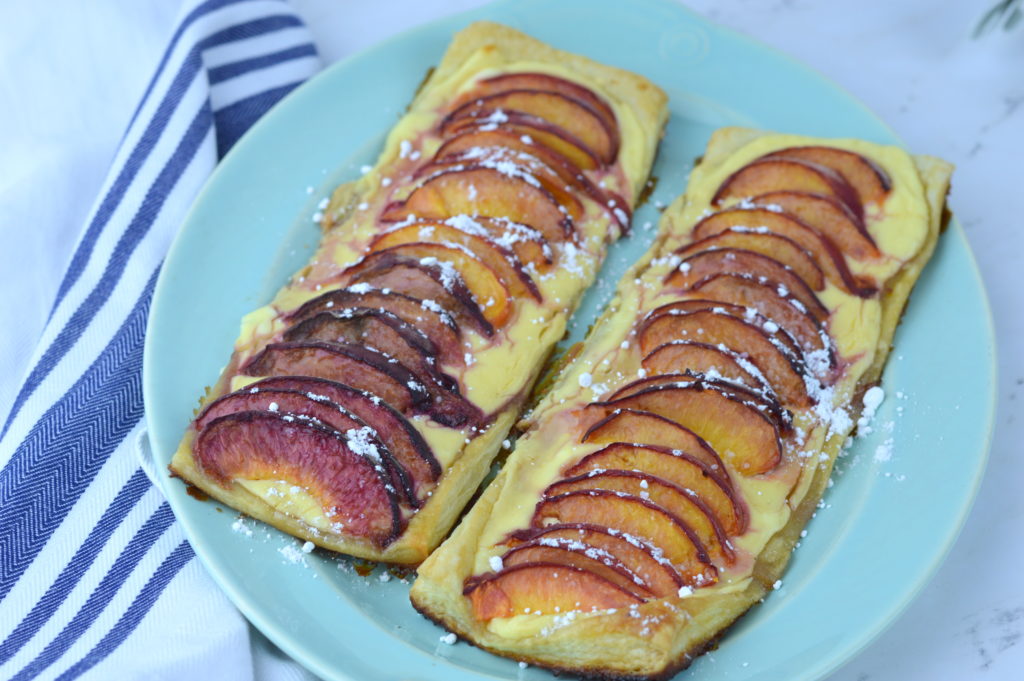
[{"left": 0, "top": 1, "right": 324, "bottom": 678}]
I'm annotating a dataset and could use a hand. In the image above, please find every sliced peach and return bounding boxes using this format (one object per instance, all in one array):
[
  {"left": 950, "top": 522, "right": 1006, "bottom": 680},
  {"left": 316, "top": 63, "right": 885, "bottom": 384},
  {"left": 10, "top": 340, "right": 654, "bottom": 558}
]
[
  {"left": 752, "top": 191, "right": 879, "bottom": 260},
  {"left": 565, "top": 443, "right": 747, "bottom": 534},
  {"left": 195, "top": 411, "right": 402, "bottom": 545},
  {"left": 380, "top": 167, "right": 572, "bottom": 242},
  {"left": 678, "top": 228, "right": 825, "bottom": 291},
  {"left": 280, "top": 312, "right": 481, "bottom": 429},
  {"left": 764, "top": 146, "right": 891, "bottom": 212},
  {"left": 444, "top": 215, "right": 554, "bottom": 269},
  {"left": 341, "top": 249, "right": 493, "bottom": 336},
  {"left": 358, "top": 242, "right": 510, "bottom": 328},
  {"left": 432, "top": 129, "right": 628, "bottom": 231},
  {"left": 665, "top": 248, "right": 829, "bottom": 322},
  {"left": 644, "top": 299, "right": 805, "bottom": 368},
  {"left": 417, "top": 155, "right": 583, "bottom": 221},
  {"left": 284, "top": 308, "right": 451, "bottom": 387},
  {"left": 196, "top": 388, "right": 357, "bottom": 433},
  {"left": 370, "top": 222, "right": 541, "bottom": 301},
  {"left": 466, "top": 562, "right": 642, "bottom": 620},
  {"left": 533, "top": 491, "right": 715, "bottom": 584},
  {"left": 642, "top": 341, "right": 772, "bottom": 395},
  {"left": 194, "top": 388, "right": 418, "bottom": 508},
  {"left": 465, "top": 72, "right": 618, "bottom": 140},
  {"left": 244, "top": 376, "right": 440, "bottom": 497},
  {"left": 689, "top": 274, "right": 833, "bottom": 364},
  {"left": 637, "top": 308, "right": 809, "bottom": 408},
  {"left": 580, "top": 408, "right": 727, "bottom": 481},
  {"left": 605, "top": 373, "right": 790, "bottom": 434},
  {"left": 241, "top": 341, "right": 429, "bottom": 413},
  {"left": 444, "top": 90, "right": 617, "bottom": 164},
  {"left": 441, "top": 115, "right": 600, "bottom": 171},
  {"left": 691, "top": 208, "right": 875, "bottom": 296},
  {"left": 434, "top": 128, "right": 586, "bottom": 182},
  {"left": 586, "top": 383, "right": 783, "bottom": 476},
  {"left": 712, "top": 158, "right": 862, "bottom": 219},
  {"left": 501, "top": 542, "right": 652, "bottom": 599},
  {"left": 505, "top": 524, "right": 685, "bottom": 598},
  {"left": 287, "top": 287, "right": 462, "bottom": 366},
  {"left": 544, "top": 471, "right": 733, "bottom": 564}
]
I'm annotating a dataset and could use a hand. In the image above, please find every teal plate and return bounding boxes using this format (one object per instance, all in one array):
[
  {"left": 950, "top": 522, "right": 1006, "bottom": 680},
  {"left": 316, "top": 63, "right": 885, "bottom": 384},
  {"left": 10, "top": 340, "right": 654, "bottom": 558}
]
[{"left": 143, "top": 0, "right": 996, "bottom": 679}]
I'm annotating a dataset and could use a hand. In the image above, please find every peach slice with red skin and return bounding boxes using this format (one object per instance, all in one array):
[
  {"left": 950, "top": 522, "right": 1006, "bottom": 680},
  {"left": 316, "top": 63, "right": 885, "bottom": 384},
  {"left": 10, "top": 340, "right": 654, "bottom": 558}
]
[
  {"left": 417, "top": 155, "right": 584, "bottom": 221},
  {"left": 195, "top": 411, "right": 402, "bottom": 545},
  {"left": 504, "top": 523, "right": 686, "bottom": 598},
  {"left": 442, "top": 215, "right": 554, "bottom": 270},
  {"left": 691, "top": 208, "right": 875, "bottom": 297},
  {"left": 243, "top": 376, "right": 440, "bottom": 494},
  {"left": 677, "top": 228, "right": 825, "bottom": 292},
  {"left": 284, "top": 308, "right": 457, "bottom": 392},
  {"left": 689, "top": 273, "right": 833, "bottom": 364},
  {"left": 712, "top": 157, "right": 862, "bottom": 219},
  {"left": 432, "top": 130, "right": 630, "bottom": 232},
  {"left": 195, "top": 388, "right": 363, "bottom": 433},
  {"left": 764, "top": 146, "right": 891, "bottom": 212},
  {"left": 194, "top": 388, "right": 417, "bottom": 508},
  {"left": 461, "top": 72, "right": 618, "bottom": 141},
  {"left": 586, "top": 382, "right": 783, "bottom": 476},
  {"left": 533, "top": 490, "right": 716, "bottom": 584},
  {"left": 340, "top": 250, "right": 493, "bottom": 336},
  {"left": 443, "top": 90, "right": 618, "bottom": 164},
  {"left": 500, "top": 542, "right": 653, "bottom": 599},
  {"left": 666, "top": 248, "right": 829, "bottom": 323},
  {"left": 241, "top": 341, "right": 429, "bottom": 413},
  {"left": 465, "top": 562, "right": 643, "bottom": 620},
  {"left": 642, "top": 340, "right": 773, "bottom": 396},
  {"left": 638, "top": 307, "right": 810, "bottom": 408},
  {"left": 280, "top": 312, "right": 482, "bottom": 431},
  {"left": 241, "top": 339, "right": 483, "bottom": 429},
  {"left": 441, "top": 115, "right": 601, "bottom": 172},
  {"left": 580, "top": 408, "right": 728, "bottom": 483},
  {"left": 380, "top": 166, "right": 572, "bottom": 243},
  {"left": 434, "top": 128, "right": 585, "bottom": 182},
  {"left": 543, "top": 471, "right": 734, "bottom": 564},
  {"left": 370, "top": 222, "right": 541, "bottom": 301},
  {"left": 752, "top": 191, "right": 879, "bottom": 260},
  {"left": 565, "top": 443, "right": 748, "bottom": 534},
  {"left": 605, "top": 373, "right": 790, "bottom": 434},
  {"left": 355, "top": 242, "right": 511, "bottom": 328},
  {"left": 643, "top": 299, "right": 803, "bottom": 360},
  {"left": 287, "top": 287, "right": 462, "bottom": 366}
]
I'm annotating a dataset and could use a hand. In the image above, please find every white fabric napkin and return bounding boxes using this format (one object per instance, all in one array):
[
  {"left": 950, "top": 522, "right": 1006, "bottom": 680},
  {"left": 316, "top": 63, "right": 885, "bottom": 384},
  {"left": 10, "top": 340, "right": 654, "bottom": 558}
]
[{"left": 0, "top": 1, "right": 324, "bottom": 679}]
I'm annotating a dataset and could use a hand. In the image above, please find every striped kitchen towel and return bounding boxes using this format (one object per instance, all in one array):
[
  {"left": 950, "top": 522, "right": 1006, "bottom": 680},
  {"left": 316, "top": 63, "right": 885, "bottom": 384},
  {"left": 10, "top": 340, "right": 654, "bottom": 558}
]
[{"left": 0, "top": 1, "right": 323, "bottom": 679}]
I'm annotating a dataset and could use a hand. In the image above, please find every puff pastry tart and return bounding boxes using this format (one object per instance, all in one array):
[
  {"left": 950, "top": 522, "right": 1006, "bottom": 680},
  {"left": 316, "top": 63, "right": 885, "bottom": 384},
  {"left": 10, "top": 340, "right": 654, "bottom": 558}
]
[
  {"left": 410, "top": 127, "right": 953, "bottom": 677},
  {"left": 168, "top": 22, "right": 668, "bottom": 564}
]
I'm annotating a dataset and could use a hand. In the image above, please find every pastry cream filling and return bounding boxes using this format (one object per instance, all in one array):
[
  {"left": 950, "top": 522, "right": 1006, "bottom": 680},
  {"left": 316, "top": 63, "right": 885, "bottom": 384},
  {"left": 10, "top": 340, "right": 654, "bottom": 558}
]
[
  {"left": 236, "top": 479, "right": 342, "bottom": 535},
  {"left": 177, "top": 45, "right": 662, "bottom": 538},
  {"left": 465, "top": 132, "right": 932, "bottom": 621}
]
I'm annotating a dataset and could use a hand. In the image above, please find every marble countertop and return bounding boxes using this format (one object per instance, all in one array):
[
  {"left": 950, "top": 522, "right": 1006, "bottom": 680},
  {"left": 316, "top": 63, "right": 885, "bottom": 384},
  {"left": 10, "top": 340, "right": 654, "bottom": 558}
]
[{"left": 1, "top": 1, "right": 1019, "bottom": 679}]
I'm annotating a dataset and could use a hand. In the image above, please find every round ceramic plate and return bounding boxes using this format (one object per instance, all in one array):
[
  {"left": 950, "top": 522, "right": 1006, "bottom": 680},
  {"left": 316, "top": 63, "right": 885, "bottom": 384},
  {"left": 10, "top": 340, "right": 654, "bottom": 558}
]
[{"left": 143, "top": 0, "right": 996, "bottom": 679}]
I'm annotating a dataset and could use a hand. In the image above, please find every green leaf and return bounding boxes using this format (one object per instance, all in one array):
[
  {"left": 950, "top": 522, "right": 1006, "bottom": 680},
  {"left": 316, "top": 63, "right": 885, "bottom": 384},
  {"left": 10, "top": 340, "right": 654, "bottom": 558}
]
[{"left": 1007, "top": 6, "right": 1022, "bottom": 29}]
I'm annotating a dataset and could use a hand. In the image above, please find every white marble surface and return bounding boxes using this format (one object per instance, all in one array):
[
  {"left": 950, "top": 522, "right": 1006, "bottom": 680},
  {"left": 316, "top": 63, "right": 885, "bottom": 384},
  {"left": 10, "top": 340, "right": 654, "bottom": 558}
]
[{"left": 1, "top": 0, "right": 1019, "bottom": 679}]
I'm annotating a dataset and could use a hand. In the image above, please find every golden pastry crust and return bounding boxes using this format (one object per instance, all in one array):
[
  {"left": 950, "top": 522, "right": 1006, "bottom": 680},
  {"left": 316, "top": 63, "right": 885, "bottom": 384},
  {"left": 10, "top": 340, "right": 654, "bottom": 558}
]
[
  {"left": 410, "top": 127, "right": 952, "bottom": 676},
  {"left": 169, "top": 22, "right": 668, "bottom": 565}
]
